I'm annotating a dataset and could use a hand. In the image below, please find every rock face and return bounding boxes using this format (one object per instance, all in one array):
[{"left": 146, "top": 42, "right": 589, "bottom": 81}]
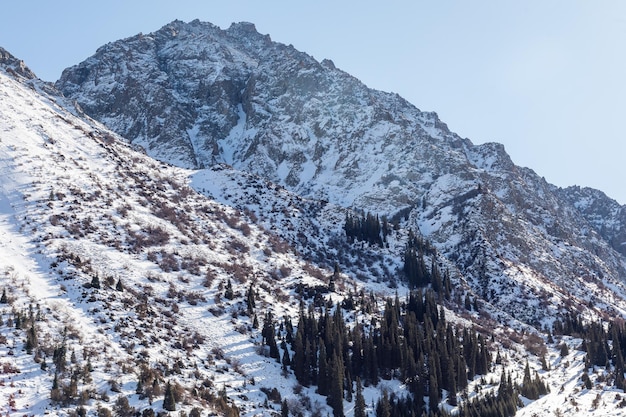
[
  {"left": 0, "top": 47, "right": 37, "bottom": 80},
  {"left": 56, "top": 19, "right": 626, "bottom": 320},
  {"left": 558, "top": 186, "right": 626, "bottom": 257}
]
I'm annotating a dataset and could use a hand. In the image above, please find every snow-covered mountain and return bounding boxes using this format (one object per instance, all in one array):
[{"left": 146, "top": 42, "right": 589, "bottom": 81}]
[
  {"left": 0, "top": 49, "right": 350, "bottom": 416},
  {"left": 2, "top": 20, "right": 626, "bottom": 416},
  {"left": 56, "top": 20, "right": 626, "bottom": 324}
]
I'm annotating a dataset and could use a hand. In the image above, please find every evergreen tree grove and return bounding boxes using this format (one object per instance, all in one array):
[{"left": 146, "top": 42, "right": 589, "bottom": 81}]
[{"left": 283, "top": 289, "right": 495, "bottom": 416}]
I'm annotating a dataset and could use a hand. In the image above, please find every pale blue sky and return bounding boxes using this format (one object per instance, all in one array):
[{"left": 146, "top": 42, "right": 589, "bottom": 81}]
[{"left": 2, "top": 1, "right": 625, "bottom": 203}]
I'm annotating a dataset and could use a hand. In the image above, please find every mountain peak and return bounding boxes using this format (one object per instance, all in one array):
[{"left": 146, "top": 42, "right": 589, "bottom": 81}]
[{"left": 227, "top": 21, "right": 258, "bottom": 34}]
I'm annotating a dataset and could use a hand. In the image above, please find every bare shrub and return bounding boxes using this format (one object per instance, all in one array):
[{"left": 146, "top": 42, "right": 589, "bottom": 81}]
[
  {"left": 231, "top": 358, "right": 245, "bottom": 375},
  {"left": 227, "top": 239, "right": 249, "bottom": 254},
  {"left": 146, "top": 251, "right": 158, "bottom": 263},
  {"left": 145, "top": 225, "right": 170, "bottom": 246},
  {"left": 279, "top": 265, "right": 292, "bottom": 278},
  {"left": 239, "top": 222, "right": 252, "bottom": 237},
  {"left": 224, "top": 214, "right": 240, "bottom": 229},
  {"left": 211, "top": 346, "right": 225, "bottom": 360},
  {"left": 181, "top": 257, "right": 203, "bottom": 276},
  {"left": 185, "top": 291, "right": 207, "bottom": 305},
  {"left": 524, "top": 332, "right": 548, "bottom": 357},
  {"left": 275, "top": 287, "right": 290, "bottom": 303},
  {"left": 159, "top": 252, "right": 180, "bottom": 272},
  {"left": 260, "top": 386, "right": 282, "bottom": 404},
  {"left": 219, "top": 261, "right": 251, "bottom": 284},
  {"left": 204, "top": 268, "right": 217, "bottom": 288},
  {"left": 302, "top": 262, "right": 326, "bottom": 281},
  {"left": 243, "top": 208, "right": 258, "bottom": 223},
  {"left": 268, "top": 235, "right": 292, "bottom": 254},
  {"left": 209, "top": 306, "right": 224, "bottom": 316},
  {"left": 1, "top": 362, "right": 20, "bottom": 374}
]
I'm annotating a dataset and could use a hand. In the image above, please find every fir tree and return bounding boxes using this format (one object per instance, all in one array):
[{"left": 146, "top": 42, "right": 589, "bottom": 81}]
[
  {"left": 354, "top": 377, "right": 366, "bottom": 417},
  {"left": 28, "top": 323, "right": 37, "bottom": 345},
  {"left": 292, "top": 331, "right": 307, "bottom": 385},
  {"left": 224, "top": 279, "right": 234, "bottom": 300},
  {"left": 327, "top": 351, "right": 345, "bottom": 417},
  {"left": 329, "top": 263, "right": 340, "bottom": 292},
  {"left": 90, "top": 274, "right": 100, "bottom": 289},
  {"left": 428, "top": 373, "right": 440, "bottom": 414},
  {"left": 281, "top": 344, "right": 291, "bottom": 370},
  {"left": 246, "top": 284, "right": 256, "bottom": 314},
  {"left": 163, "top": 381, "right": 176, "bottom": 411},
  {"left": 262, "top": 311, "right": 279, "bottom": 360},
  {"left": 377, "top": 391, "right": 391, "bottom": 417},
  {"left": 281, "top": 399, "right": 289, "bottom": 417},
  {"left": 317, "top": 341, "right": 329, "bottom": 396}
]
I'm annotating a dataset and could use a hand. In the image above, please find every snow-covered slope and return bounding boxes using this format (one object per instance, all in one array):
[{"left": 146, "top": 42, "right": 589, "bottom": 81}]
[
  {"left": 3, "top": 22, "right": 626, "bottom": 415},
  {"left": 0, "top": 53, "right": 352, "bottom": 416},
  {"left": 56, "top": 20, "right": 626, "bottom": 326}
]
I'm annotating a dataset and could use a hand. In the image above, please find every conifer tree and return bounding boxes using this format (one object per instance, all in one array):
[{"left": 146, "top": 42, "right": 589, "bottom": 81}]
[
  {"left": 246, "top": 284, "right": 256, "bottom": 314},
  {"left": 354, "top": 377, "right": 366, "bottom": 417},
  {"left": 327, "top": 352, "right": 345, "bottom": 417},
  {"left": 304, "top": 340, "right": 315, "bottom": 386},
  {"left": 0, "top": 288, "right": 7, "bottom": 303},
  {"left": 224, "top": 279, "right": 234, "bottom": 300},
  {"left": 377, "top": 391, "right": 391, "bottom": 417},
  {"left": 317, "top": 341, "right": 329, "bottom": 396},
  {"left": 292, "top": 331, "right": 306, "bottom": 384},
  {"left": 428, "top": 373, "right": 440, "bottom": 414},
  {"left": 90, "top": 274, "right": 100, "bottom": 289},
  {"left": 329, "top": 263, "right": 341, "bottom": 292},
  {"left": 25, "top": 323, "right": 37, "bottom": 354},
  {"left": 281, "top": 343, "right": 291, "bottom": 370},
  {"left": 446, "top": 359, "right": 457, "bottom": 406},
  {"left": 163, "top": 381, "right": 176, "bottom": 411},
  {"left": 456, "top": 355, "right": 468, "bottom": 391},
  {"left": 281, "top": 399, "right": 289, "bottom": 417}
]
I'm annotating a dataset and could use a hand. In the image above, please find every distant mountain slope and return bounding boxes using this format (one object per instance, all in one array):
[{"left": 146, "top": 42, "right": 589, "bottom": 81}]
[
  {"left": 557, "top": 185, "right": 626, "bottom": 257},
  {"left": 56, "top": 20, "right": 626, "bottom": 323}
]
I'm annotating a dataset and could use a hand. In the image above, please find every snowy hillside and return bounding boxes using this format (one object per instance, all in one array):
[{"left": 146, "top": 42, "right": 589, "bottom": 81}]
[
  {"left": 2, "top": 21, "right": 626, "bottom": 416},
  {"left": 0, "top": 57, "right": 350, "bottom": 416}
]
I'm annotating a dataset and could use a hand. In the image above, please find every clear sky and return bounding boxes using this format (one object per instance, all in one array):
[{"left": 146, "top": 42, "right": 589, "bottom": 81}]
[{"left": 2, "top": 1, "right": 625, "bottom": 203}]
